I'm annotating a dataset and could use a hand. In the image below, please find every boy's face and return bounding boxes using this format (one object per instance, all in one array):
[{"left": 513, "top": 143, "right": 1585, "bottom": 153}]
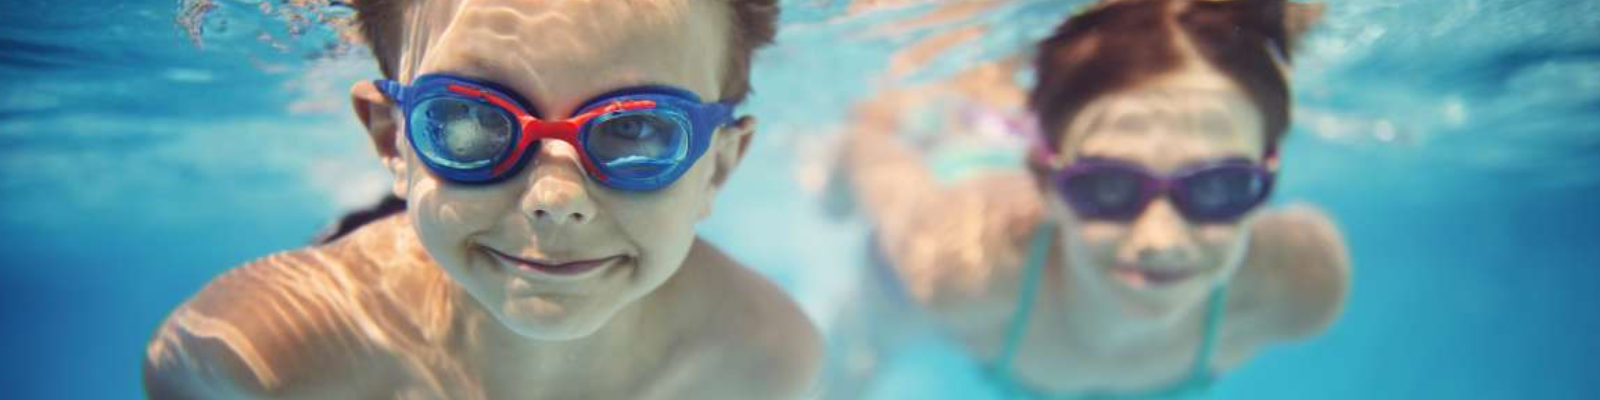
[{"left": 353, "top": 0, "right": 753, "bottom": 340}]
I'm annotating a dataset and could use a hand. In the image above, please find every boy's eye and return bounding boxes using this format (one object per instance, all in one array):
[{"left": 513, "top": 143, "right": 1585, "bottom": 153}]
[
  {"left": 597, "top": 115, "right": 661, "bottom": 140},
  {"left": 410, "top": 97, "right": 512, "bottom": 168},
  {"left": 439, "top": 107, "right": 511, "bottom": 159},
  {"left": 586, "top": 113, "right": 688, "bottom": 176}
]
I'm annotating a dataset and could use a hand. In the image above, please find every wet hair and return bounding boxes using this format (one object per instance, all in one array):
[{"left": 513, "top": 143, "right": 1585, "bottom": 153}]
[
  {"left": 316, "top": 0, "right": 779, "bottom": 244},
  {"left": 1029, "top": 0, "right": 1314, "bottom": 155},
  {"left": 351, "top": 0, "right": 779, "bottom": 105},
  {"left": 312, "top": 194, "right": 406, "bottom": 244}
]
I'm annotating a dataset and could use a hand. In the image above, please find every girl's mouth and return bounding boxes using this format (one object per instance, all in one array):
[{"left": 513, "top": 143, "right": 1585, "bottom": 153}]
[{"left": 1111, "top": 266, "right": 1198, "bottom": 290}]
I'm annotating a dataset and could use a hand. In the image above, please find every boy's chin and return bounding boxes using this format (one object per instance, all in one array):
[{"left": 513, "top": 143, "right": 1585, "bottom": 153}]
[{"left": 494, "top": 296, "right": 625, "bottom": 341}]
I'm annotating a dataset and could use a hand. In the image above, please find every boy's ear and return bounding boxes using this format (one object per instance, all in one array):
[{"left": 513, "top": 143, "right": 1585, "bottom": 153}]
[
  {"left": 710, "top": 116, "right": 757, "bottom": 190},
  {"left": 350, "top": 80, "right": 410, "bottom": 198},
  {"left": 1284, "top": 2, "right": 1326, "bottom": 48},
  {"left": 699, "top": 116, "right": 756, "bottom": 219}
]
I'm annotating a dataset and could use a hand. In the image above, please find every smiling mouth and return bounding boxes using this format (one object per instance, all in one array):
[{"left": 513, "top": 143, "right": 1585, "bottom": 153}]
[
  {"left": 484, "top": 248, "right": 626, "bottom": 278},
  {"left": 1110, "top": 266, "right": 1199, "bottom": 289}
]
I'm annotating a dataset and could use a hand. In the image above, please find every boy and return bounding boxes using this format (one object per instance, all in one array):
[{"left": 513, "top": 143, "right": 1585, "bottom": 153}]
[{"left": 143, "top": 0, "right": 821, "bottom": 398}]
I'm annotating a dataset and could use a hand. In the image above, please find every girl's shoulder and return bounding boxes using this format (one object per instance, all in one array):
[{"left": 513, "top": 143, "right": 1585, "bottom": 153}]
[{"left": 1231, "top": 204, "right": 1351, "bottom": 343}]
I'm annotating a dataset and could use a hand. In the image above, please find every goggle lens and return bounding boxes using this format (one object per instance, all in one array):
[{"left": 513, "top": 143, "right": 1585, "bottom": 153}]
[
  {"left": 1062, "top": 168, "right": 1147, "bottom": 219},
  {"left": 1176, "top": 165, "right": 1269, "bottom": 221},
  {"left": 409, "top": 97, "right": 514, "bottom": 170},
  {"left": 1057, "top": 160, "right": 1272, "bottom": 223},
  {"left": 584, "top": 110, "right": 692, "bottom": 180}
]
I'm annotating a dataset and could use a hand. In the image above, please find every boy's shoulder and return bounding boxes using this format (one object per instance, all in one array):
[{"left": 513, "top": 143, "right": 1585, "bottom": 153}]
[
  {"left": 144, "top": 215, "right": 449, "bottom": 398},
  {"left": 663, "top": 240, "right": 823, "bottom": 398}
]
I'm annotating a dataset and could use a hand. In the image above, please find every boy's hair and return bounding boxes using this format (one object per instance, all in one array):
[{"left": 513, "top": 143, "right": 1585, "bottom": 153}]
[
  {"left": 352, "top": 0, "right": 779, "bottom": 105},
  {"left": 318, "top": 0, "right": 778, "bottom": 245},
  {"left": 1029, "top": 0, "right": 1314, "bottom": 154}
]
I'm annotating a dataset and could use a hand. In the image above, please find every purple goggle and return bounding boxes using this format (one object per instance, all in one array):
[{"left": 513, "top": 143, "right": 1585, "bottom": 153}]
[{"left": 1051, "top": 156, "right": 1275, "bottom": 223}]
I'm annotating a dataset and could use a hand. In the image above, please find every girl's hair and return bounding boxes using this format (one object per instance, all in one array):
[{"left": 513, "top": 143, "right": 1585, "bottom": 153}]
[{"left": 1029, "top": 0, "right": 1317, "bottom": 154}]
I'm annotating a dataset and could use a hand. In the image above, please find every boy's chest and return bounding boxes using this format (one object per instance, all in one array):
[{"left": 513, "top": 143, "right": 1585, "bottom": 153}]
[{"left": 392, "top": 337, "right": 721, "bottom": 399}]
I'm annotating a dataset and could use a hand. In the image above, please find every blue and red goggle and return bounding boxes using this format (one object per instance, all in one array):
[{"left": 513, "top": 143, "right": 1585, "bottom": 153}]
[{"left": 376, "top": 73, "right": 734, "bottom": 191}]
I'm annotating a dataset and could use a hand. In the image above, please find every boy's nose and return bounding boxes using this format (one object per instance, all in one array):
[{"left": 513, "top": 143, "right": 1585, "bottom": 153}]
[{"left": 521, "top": 140, "right": 599, "bottom": 226}]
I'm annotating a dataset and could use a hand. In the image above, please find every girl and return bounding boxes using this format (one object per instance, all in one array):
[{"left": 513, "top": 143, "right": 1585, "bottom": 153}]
[{"left": 839, "top": 0, "right": 1348, "bottom": 397}]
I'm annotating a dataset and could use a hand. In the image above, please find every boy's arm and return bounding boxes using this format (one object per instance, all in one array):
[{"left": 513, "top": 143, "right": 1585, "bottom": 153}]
[{"left": 143, "top": 251, "right": 395, "bottom": 399}]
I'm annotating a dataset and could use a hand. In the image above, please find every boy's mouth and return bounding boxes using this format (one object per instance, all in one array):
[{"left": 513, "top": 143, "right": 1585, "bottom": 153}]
[{"left": 484, "top": 248, "right": 625, "bottom": 280}]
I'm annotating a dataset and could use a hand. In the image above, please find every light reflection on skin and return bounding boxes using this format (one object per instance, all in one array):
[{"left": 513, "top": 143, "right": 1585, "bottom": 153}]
[
  {"left": 144, "top": 1, "right": 821, "bottom": 399},
  {"left": 391, "top": 0, "right": 727, "bottom": 340}
]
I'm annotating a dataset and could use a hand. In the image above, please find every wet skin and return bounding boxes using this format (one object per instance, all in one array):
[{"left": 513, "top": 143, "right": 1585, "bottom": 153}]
[{"left": 144, "top": 1, "right": 820, "bottom": 398}]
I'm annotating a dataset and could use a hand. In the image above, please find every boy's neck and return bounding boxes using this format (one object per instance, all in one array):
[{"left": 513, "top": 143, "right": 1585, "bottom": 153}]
[{"left": 473, "top": 293, "right": 653, "bottom": 355}]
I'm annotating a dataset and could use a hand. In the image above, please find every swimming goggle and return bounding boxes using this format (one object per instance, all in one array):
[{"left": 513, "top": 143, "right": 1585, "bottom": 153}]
[
  {"left": 375, "top": 74, "right": 734, "bottom": 191},
  {"left": 1050, "top": 157, "right": 1275, "bottom": 223}
]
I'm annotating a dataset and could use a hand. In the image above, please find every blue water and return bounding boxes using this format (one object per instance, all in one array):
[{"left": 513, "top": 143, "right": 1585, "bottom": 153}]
[{"left": 1, "top": 0, "right": 1596, "bottom": 398}]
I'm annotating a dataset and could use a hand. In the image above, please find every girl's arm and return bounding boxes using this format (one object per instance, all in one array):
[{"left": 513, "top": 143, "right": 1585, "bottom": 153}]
[{"left": 839, "top": 91, "right": 1045, "bottom": 329}]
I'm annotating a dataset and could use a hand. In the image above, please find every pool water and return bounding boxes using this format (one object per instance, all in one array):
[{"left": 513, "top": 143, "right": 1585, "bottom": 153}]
[{"left": 1, "top": 0, "right": 1597, "bottom": 398}]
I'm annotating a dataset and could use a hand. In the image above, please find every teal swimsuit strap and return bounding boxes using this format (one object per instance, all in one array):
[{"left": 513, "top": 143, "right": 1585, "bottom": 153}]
[
  {"left": 1187, "top": 282, "right": 1230, "bottom": 382},
  {"left": 993, "top": 222, "right": 1055, "bottom": 380}
]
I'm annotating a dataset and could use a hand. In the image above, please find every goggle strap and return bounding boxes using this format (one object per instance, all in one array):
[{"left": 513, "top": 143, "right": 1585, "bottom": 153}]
[
  {"left": 375, "top": 79, "right": 405, "bottom": 104},
  {"left": 704, "top": 102, "right": 735, "bottom": 132}
]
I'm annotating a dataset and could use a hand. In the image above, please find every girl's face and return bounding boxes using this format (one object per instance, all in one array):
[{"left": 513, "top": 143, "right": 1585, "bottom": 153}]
[{"left": 1048, "top": 66, "right": 1269, "bottom": 322}]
